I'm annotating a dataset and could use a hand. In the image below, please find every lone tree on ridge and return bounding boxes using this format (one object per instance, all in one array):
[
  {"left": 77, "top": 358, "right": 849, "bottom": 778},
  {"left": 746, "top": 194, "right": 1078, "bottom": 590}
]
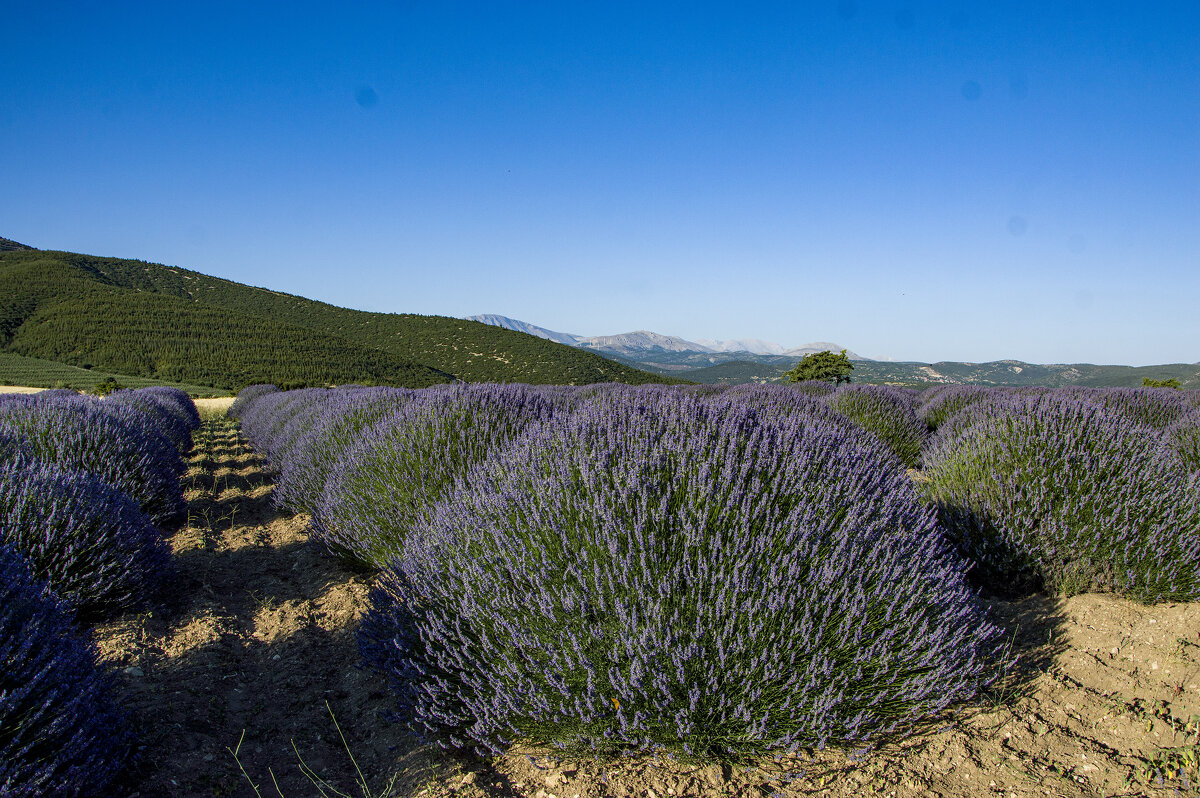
[{"left": 784, "top": 349, "right": 854, "bottom": 386}]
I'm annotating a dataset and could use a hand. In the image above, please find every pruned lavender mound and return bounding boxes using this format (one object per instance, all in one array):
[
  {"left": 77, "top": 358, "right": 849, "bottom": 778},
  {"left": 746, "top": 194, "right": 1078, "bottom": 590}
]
[
  {"left": 922, "top": 392, "right": 1200, "bottom": 601},
  {"left": 360, "top": 390, "right": 1003, "bottom": 759},
  {"left": 274, "top": 387, "right": 415, "bottom": 515},
  {"left": 227, "top": 383, "right": 280, "bottom": 420},
  {"left": 0, "top": 396, "right": 185, "bottom": 527},
  {"left": 825, "top": 385, "right": 928, "bottom": 468},
  {"left": 1060, "top": 386, "right": 1191, "bottom": 430},
  {"left": 918, "top": 385, "right": 996, "bottom": 431},
  {"left": 0, "top": 543, "right": 135, "bottom": 797},
  {"left": 237, "top": 388, "right": 330, "bottom": 470},
  {"left": 1164, "top": 410, "right": 1200, "bottom": 471},
  {"left": 315, "top": 384, "right": 565, "bottom": 567},
  {"left": 105, "top": 387, "right": 200, "bottom": 450},
  {"left": 0, "top": 461, "right": 172, "bottom": 619},
  {"left": 716, "top": 383, "right": 847, "bottom": 425},
  {"left": 787, "top": 379, "right": 836, "bottom": 397}
]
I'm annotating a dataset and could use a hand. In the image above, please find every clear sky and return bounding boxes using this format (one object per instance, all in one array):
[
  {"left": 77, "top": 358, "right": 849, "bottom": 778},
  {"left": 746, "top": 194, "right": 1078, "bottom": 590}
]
[{"left": 2, "top": 2, "right": 1197, "bottom": 365}]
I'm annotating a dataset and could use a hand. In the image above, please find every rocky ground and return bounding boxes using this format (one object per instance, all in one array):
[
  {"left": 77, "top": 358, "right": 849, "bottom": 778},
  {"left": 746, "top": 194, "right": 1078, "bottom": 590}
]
[{"left": 93, "top": 413, "right": 1199, "bottom": 797}]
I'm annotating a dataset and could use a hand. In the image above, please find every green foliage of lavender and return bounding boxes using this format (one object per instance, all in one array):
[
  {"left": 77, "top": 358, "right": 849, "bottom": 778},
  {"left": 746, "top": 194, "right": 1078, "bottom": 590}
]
[
  {"left": 787, "top": 379, "right": 836, "bottom": 397},
  {"left": 0, "top": 543, "right": 135, "bottom": 796},
  {"left": 824, "top": 385, "right": 928, "bottom": 468},
  {"left": 917, "top": 385, "right": 995, "bottom": 431},
  {"left": 359, "top": 390, "right": 1003, "bottom": 759},
  {"left": 0, "top": 394, "right": 186, "bottom": 527},
  {"left": 921, "top": 392, "right": 1200, "bottom": 601},
  {"left": 314, "top": 384, "right": 565, "bottom": 567},
  {"left": 1164, "top": 410, "right": 1200, "bottom": 471},
  {"left": 227, "top": 383, "right": 280, "bottom": 420},
  {"left": 274, "top": 387, "right": 415, "bottom": 515},
  {"left": 236, "top": 388, "right": 332, "bottom": 471},
  {"left": 104, "top": 386, "right": 201, "bottom": 450},
  {"left": 0, "top": 461, "right": 172, "bottom": 620},
  {"left": 1062, "top": 386, "right": 1192, "bottom": 430}
]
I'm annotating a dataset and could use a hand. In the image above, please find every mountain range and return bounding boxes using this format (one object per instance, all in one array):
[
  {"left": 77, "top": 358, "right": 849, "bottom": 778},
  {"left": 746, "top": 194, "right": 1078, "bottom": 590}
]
[
  {"left": 467, "top": 314, "right": 1200, "bottom": 389},
  {"left": 465, "top": 314, "right": 866, "bottom": 360}
]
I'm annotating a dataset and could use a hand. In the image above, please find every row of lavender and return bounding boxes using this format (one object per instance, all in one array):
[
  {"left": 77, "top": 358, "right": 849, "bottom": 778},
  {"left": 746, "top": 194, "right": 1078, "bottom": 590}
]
[
  {"left": 0, "top": 387, "right": 197, "bottom": 797},
  {"left": 231, "top": 382, "right": 1200, "bottom": 761}
]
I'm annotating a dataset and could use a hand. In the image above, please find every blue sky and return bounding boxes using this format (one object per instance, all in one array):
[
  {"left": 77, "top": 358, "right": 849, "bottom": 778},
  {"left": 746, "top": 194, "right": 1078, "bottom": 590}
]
[{"left": 2, "top": 1, "right": 1197, "bottom": 365}]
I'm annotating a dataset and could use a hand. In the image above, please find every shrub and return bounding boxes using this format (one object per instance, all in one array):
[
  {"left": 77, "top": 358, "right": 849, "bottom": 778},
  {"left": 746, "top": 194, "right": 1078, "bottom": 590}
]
[
  {"left": 918, "top": 385, "right": 996, "bottom": 431},
  {"left": 921, "top": 393, "right": 1200, "bottom": 601},
  {"left": 1082, "top": 387, "right": 1190, "bottom": 430},
  {"left": 1164, "top": 410, "right": 1200, "bottom": 471},
  {"left": 314, "top": 384, "right": 565, "bottom": 568},
  {"left": 360, "top": 389, "right": 1002, "bottom": 759},
  {"left": 825, "top": 385, "right": 928, "bottom": 468},
  {"left": 0, "top": 543, "right": 136, "bottom": 796},
  {"left": 0, "top": 396, "right": 185, "bottom": 527},
  {"left": 236, "top": 388, "right": 329, "bottom": 468},
  {"left": 105, "top": 387, "right": 200, "bottom": 450},
  {"left": 716, "top": 383, "right": 845, "bottom": 423},
  {"left": 786, "top": 379, "right": 835, "bottom": 397},
  {"left": 0, "top": 461, "right": 172, "bottom": 620},
  {"left": 274, "top": 387, "right": 414, "bottom": 515},
  {"left": 227, "top": 383, "right": 280, "bottom": 420}
]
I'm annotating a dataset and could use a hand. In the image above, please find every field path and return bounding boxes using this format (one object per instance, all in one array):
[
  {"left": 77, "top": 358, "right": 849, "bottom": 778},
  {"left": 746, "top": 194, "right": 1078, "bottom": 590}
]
[{"left": 95, "top": 418, "right": 450, "bottom": 797}]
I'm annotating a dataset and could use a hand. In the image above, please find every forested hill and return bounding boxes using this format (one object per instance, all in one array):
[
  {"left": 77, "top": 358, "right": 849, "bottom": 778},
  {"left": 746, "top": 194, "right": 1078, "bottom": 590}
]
[
  {"left": 0, "top": 237, "right": 34, "bottom": 252},
  {"left": 0, "top": 248, "right": 680, "bottom": 390}
]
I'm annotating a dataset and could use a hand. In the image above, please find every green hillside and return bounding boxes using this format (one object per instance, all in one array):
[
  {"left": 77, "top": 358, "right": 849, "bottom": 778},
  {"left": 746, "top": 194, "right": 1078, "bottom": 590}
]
[
  {"left": 0, "top": 248, "right": 680, "bottom": 390},
  {"left": 0, "top": 351, "right": 228, "bottom": 396},
  {"left": 665, "top": 357, "right": 1200, "bottom": 388},
  {"left": 0, "top": 237, "right": 33, "bottom": 252}
]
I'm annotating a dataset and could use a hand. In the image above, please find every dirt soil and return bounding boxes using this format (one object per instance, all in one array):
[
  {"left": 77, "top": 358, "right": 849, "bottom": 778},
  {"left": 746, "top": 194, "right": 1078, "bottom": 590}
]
[{"left": 95, "top": 419, "right": 1200, "bottom": 797}]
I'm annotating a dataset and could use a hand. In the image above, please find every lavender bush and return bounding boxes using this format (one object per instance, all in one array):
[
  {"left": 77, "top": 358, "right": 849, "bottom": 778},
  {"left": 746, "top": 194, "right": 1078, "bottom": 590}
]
[
  {"left": 787, "top": 379, "right": 836, "bottom": 397},
  {"left": 918, "top": 385, "right": 996, "bottom": 431},
  {"left": 105, "top": 387, "right": 200, "bottom": 450},
  {"left": 1061, "top": 386, "right": 1191, "bottom": 430},
  {"left": 1164, "top": 410, "right": 1200, "bottom": 471},
  {"left": 0, "top": 396, "right": 185, "bottom": 527},
  {"left": 236, "top": 388, "right": 330, "bottom": 469},
  {"left": 0, "top": 543, "right": 135, "bottom": 797},
  {"left": 314, "top": 384, "right": 564, "bottom": 567},
  {"left": 825, "top": 385, "right": 928, "bottom": 468},
  {"left": 360, "top": 390, "right": 1002, "bottom": 759},
  {"left": 273, "top": 387, "right": 414, "bottom": 515},
  {"left": 0, "top": 461, "right": 172, "bottom": 620},
  {"left": 227, "top": 383, "right": 280, "bottom": 420},
  {"left": 921, "top": 392, "right": 1200, "bottom": 601}
]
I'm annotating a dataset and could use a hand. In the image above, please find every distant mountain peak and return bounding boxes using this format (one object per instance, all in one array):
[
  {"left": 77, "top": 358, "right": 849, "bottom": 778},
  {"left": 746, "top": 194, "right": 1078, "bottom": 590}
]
[{"left": 465, "top": 314, "right": 580, "bottom": 347}]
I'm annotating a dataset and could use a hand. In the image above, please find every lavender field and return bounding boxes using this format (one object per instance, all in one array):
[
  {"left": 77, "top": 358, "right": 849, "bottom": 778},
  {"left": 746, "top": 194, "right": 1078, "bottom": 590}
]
[{"left": 3, "top": 382, "right": 1200, "bottom": 796}]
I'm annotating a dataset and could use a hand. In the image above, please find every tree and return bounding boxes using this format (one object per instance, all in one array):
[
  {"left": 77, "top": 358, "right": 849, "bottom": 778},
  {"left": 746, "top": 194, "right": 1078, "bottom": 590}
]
[
  {"left": 1142, "top": 377, "right": 1181, "bottom": 389},
  {"left": 784, "top": 349, "right": 854, "bottom": 385}
]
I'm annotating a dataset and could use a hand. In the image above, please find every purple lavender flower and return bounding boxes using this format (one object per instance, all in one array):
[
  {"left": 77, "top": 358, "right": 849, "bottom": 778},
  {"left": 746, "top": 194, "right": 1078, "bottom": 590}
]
[
  {"left": 360, "top": 388, "right": 1002, "bottom": 759},
  {"left": 0, "top": 395, "right": 185, "bottom": 527},
  {"left": 0, "top": 542, "right": 136, "bottom": 796},
  {"left": 922, "top": 391, "right": 1200, "bottom": 601},
  {"left": 824, "top": 384, "right": 928, "bottom": 468},
  {"left": 0, "top": 460, "right": 173, "bottom": 619},
  {"left": 314, "top": 383, "right": 566, "bottom": 567}
]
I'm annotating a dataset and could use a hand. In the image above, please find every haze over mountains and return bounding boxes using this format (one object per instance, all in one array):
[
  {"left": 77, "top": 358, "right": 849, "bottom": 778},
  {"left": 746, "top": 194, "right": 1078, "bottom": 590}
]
[
  {"left": 467, "top": 314, "right": 1200, "bottom": 389},
  {"left": 466, "top": 314, "right": 867, "bottom": 360}
]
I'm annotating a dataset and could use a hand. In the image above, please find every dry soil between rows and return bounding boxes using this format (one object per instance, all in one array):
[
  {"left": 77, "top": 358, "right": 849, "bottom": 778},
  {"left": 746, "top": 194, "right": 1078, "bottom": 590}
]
[{"left": 94, "top": 419, "right": 1199, "bottom": 797}]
